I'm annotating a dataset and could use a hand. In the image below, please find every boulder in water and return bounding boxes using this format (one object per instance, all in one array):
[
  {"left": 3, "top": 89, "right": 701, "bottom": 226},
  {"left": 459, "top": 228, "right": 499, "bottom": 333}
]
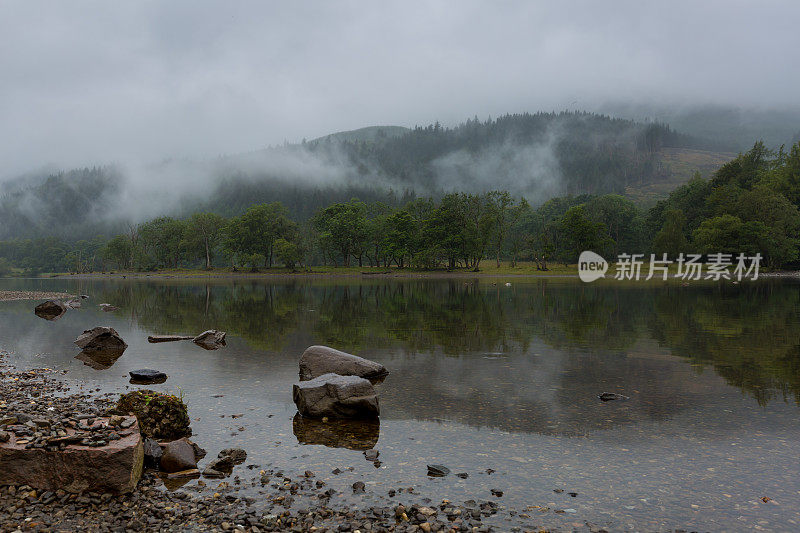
[
  {"left": 292, "top": 373, "right": 380, "bottom": 419},
  {"left": 193, "top": 330, "right": 226, "bottom": 350},
  {"left": 299, "top": 345, "right": 388, "bottom": 382},
  {"left": 74, "top": 327, "right": 127, "bottom": 354},
  {"left": 34, "top": 300, "right": 67, "bottom": 321},
  {"left": 129, "top": 369, "right": 168, "bottom": 384}
]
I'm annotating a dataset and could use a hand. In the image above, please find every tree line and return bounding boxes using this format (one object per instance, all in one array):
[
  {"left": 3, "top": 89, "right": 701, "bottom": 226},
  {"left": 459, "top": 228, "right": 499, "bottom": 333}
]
[{"left": 1, "top": 140, "right": 798, "bottom": 274}]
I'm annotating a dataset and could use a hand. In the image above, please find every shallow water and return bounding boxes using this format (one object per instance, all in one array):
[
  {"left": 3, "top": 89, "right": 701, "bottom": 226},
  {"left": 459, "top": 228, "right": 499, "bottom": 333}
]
[{"left": 2, "top": 276, "right": 800, "bottom": 531}]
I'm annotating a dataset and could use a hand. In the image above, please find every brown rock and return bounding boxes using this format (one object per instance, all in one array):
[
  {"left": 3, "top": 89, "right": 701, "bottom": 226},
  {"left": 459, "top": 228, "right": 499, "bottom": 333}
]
[
  {"left": 292, "top": 373, "right": 380, "bottom": 419},
  {"left": 74, "top": 327, "right": 128, "bottom": 354},
  {"left": 34, "top": 300, "right": 67, "bottom": 321},
  {"left": 0, "top": 416, "right": 143, "bottom": 494},
  {"left": 299, "top": 345, "right": 388, "bottom": 382},
  {"left": 159, "top": 438, "right": 198, "bottom": 473}
]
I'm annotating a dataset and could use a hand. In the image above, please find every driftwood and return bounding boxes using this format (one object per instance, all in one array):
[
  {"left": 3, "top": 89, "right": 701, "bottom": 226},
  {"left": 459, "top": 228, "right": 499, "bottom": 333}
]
[{"left": 147, "top": 335, "right": 195, "bottom": 343}]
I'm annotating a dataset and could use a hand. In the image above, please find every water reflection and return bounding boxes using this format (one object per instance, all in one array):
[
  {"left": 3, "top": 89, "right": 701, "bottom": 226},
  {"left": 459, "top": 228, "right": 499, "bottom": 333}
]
[
  {"left": 3, "top": 277, "right": 800, "bottom": 425},
  {"left": 292, "top": 414, "right": 380, "bottom": 450},
  {"left": 80, "top": 278, "right": 800, "bottom": 407},
  {"left": 74, "top": 348, "right": 126, "bottom": 370}
]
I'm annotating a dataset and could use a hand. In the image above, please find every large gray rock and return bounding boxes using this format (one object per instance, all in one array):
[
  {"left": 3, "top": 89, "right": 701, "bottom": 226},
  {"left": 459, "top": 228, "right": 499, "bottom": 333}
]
[
  {"left": 293, "top": 373, "right": 380, "bottom": 419},
  {"left": 74, "top": 327, "right": 128, "bottom": 354},
  {"left": 299, "top": 345, "right": 388, "bottom": 382}
]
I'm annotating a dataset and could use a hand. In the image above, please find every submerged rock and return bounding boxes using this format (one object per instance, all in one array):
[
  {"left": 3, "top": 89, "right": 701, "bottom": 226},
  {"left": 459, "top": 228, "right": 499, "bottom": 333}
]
[
  {"left": 129, "top": 369, "right": 168, "bottom": 384},
  {"left": 98, "top": 303, "right": 119, "bottom": 312},
  {"left": 292, "top": 413, "right": 379, "bottom": 450},
  {"left": 74, "top": 327, "right": 128, "bottom": 354},
  {"left": 218, "top": 447, "right": 247, "bottom": 464},
  {"left": 298, "top": 345, "right": 388, "bottom": 382},
  {"left": 64, "top": 298, "right": 82, "bottom": 309},
  {"left": 598, "top": 392, "right": 630, "bottom": 402},
  {"left": 293, "top": 373, "right": 380, "bottom": 419},
  {"left": 34, "top": 300, "right": 67, "bottom": 321},
  {"left": 112, "top": 390, "right": 191, "bottom": 440},
  {"left": 192, "top": 330, "right": 226, "bottom": 350},
  {"left": 202, "top": 448, "right": 244, "bottom": 477}
]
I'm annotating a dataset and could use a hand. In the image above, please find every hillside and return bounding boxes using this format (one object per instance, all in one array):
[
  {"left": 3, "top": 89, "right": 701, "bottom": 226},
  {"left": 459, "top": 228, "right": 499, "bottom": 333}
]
[
  {"left": 311, "top": 125, "right": 409, "bottom": 144},
  {"left": 625, "top": 147, "right": 736, "bottom": 206},
  {"left": 0, "top": 111, "right": 734, "bottom": 240}
]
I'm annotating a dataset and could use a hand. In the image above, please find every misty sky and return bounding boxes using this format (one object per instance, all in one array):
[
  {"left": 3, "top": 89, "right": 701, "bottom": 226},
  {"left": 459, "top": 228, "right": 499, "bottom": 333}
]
[{"left": 1, "top": 0, "right": 798, "bottom": 178}]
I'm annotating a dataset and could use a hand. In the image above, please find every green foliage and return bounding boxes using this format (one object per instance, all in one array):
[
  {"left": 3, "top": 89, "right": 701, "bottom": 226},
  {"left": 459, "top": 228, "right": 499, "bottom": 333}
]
[
  {"left": 653, "top": 209, "right": 688, "bottom": 256},
  {"left": 3, "top": 140, "right": 800, "bottom": 272}
]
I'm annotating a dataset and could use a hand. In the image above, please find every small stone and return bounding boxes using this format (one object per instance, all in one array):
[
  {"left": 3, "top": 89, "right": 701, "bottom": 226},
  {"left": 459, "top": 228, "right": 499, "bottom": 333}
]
[
  {"left": 427, "top": 464, "right": 450, "bottom": 477},
  {"left": 364, "top": 449, "right": 379, "bottom": 461},
  {"left": 352, "top": 481, "right": 366, "bottom": 494}
]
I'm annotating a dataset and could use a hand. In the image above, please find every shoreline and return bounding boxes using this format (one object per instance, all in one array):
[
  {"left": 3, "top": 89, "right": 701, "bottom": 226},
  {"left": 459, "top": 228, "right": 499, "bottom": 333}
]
[
  {"left": 37, "top": 268, "right": 800, "bottom": 282},
  {"left": 0, "top": 350, "right": 591, "bottom": 533},
  {"left": 0, "top": 290, "right": 72, "bottom": 302}
]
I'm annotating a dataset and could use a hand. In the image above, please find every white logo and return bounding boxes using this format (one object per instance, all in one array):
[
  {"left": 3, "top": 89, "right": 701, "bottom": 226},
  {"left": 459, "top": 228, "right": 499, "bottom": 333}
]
[{"left": 578, "top": 251, "right": 608, "bottom": 282}]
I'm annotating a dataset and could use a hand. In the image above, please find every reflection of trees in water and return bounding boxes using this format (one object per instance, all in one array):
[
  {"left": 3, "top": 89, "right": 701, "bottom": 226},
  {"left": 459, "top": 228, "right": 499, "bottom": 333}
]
[
  {"left": 647, "top": 283, "right": 800, "bottom": 406},
  {"left": 93, "top": 279, "right": 800, "bottom": 407}
]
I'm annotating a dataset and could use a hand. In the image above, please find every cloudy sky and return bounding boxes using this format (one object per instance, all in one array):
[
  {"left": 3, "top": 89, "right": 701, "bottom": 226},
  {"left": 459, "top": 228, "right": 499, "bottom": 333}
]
[{"left": 1, "top": 0, "right": 797, "bottom": 177}]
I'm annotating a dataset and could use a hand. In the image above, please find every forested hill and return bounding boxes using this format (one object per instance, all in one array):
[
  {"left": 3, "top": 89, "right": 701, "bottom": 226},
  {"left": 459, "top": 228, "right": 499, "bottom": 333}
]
[{"left": 0, "top": 111, "right": 727, "bottom": 240}]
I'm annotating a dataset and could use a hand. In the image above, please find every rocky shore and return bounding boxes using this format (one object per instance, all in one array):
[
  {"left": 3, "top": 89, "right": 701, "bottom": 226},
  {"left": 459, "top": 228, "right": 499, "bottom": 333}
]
[
  {"left": 0, "top": 351, "right": 597, "bottom": 533},
  {"left": 0, "top": 291, "right": 72, "bottom": 302}
]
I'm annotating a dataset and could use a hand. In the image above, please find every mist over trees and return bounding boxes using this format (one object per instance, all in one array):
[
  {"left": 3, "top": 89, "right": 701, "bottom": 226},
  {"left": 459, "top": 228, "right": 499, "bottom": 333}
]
[
  {"left": 0, "top": 111, "right": 697, "bottom": 242},
  {"left": 1, "top": 139, "right": 798, "bottom": 274}
]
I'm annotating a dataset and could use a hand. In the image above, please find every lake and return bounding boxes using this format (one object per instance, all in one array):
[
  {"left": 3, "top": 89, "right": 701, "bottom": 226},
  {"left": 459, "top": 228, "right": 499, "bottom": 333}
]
[{"left": 1, "top": 276, "right": 799, "bottom": 531}]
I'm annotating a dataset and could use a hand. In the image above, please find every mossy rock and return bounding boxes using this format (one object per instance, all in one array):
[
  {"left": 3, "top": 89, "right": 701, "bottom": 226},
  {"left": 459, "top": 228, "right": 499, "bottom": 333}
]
[{"left": 113, "top": 390, "right": 191, "bottom": 440}]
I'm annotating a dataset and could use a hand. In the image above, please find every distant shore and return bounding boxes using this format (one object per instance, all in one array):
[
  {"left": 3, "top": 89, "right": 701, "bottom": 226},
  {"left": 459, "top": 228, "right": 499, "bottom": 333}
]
[
  {"left": 47, "top": 264, "right": 579, "bottom": 281},
  {"left": 43, "top": 264, "right": 799, "bottom": 282},
  {"left": 0, "top": 290, "right": 72, "bottom": 302}
]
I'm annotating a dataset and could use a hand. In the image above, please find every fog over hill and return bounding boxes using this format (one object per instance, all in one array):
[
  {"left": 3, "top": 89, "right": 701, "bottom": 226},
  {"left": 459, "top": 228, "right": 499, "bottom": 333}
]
[{"left": 0, "top": 110, "right": 727, "bottom": 240}]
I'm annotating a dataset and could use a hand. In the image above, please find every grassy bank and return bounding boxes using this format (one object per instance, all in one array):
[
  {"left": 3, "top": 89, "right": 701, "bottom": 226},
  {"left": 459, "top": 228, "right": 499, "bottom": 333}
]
[{"left": 48, "top": 261, "right": 580, "bottom": 279}]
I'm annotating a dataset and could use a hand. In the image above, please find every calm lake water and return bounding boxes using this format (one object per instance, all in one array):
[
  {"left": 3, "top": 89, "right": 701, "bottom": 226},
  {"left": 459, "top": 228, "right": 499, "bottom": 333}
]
[{"left": 2, "top": 276, "right": 800, "bottom": 531}]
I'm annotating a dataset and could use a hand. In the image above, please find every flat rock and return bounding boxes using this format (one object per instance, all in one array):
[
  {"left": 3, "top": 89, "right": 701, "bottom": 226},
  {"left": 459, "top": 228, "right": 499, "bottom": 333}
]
[
  {"left": 165, "top": 468, "right": 200, "bottom": 479},
  {"left": 0, "top": 416, "right": 143, "bottom": 494},
  {"left": 129, "top": 369, "right": 168, "bottom": 384},
  {"left": 192, "top": 330, "right": 226, "bottom": 350},
  {"left": 598, "top": 392, "right": 630, "bottom": 401},
  {"left": 292, "top": 373, "right": 380, "bottom": 419},
  {"left": 299, "top": 345, "right": 388, "bottom": 382}
]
